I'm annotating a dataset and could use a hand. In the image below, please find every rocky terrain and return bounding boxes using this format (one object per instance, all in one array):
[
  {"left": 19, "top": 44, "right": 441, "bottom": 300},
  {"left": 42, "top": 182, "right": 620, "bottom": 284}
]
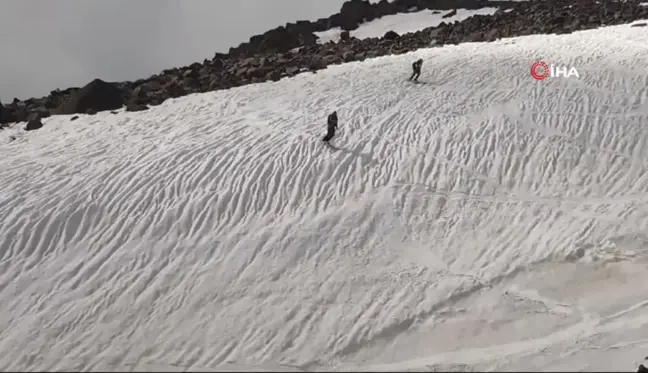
[{"left": 1, "top": 0, "right": 648, "bottom": 128}]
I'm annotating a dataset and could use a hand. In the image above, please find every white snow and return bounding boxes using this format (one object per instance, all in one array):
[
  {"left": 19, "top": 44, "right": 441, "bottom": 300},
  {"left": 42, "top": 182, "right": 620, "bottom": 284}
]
[
  {"left": 2, "top": 19, "right": 648, "bottom": 373},
  {"left": 315, "top": 8, "right": 499, "bottom": 44}
]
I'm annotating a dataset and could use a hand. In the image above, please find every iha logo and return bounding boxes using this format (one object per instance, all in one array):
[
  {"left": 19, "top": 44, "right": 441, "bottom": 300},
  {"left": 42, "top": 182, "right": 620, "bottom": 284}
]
[{"left": 530, "top": 61, "right": 579, "bottom": 80}]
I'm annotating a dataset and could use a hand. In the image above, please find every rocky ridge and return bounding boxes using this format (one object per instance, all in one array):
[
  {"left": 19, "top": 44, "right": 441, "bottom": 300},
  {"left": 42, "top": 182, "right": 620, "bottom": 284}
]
[{"left": 1, "top": 0, "right": 647, "bottom": 128}]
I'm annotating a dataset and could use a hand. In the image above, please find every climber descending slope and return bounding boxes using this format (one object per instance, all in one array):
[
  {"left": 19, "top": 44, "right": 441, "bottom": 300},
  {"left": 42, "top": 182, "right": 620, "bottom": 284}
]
[
  {"left": 322, "top": 110, "right": 338, "bottom": 146},
  {"left": 409, "top": 58, "right": 423, "bottom": 82}
]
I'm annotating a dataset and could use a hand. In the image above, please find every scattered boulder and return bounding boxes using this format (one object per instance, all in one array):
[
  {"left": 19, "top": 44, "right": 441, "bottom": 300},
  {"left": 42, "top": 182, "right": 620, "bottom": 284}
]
[
  {"left": 443, "top": 9, "right": 458, "bottom": 18},
  {"left": 165, "top": 80, "right": 187, "bottom": 98},
  {"left": 126, "top": 102, "right": 149, "bottom": 112},
  {"left": 24, "top": 118, "right": 43, "bottom": 131},
  {"left": 55, "top": 79, "right": 124, "bottom": 115},
  {"left": 384, "top": 30, "right": 400, "bottom": 40}
]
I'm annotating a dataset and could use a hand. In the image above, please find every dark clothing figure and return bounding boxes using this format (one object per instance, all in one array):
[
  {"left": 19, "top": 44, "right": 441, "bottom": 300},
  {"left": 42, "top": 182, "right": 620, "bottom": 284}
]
[
  {"left": 409, "top": 59, "right": 423, "bottom": 82},
  {"left": 322, "top": 111, "right": 338, "bottom": 143}
]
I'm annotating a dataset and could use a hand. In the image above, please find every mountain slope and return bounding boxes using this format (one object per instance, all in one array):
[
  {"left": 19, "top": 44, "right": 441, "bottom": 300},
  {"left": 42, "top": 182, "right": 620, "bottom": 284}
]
[
  {"left": 314, "top": 7, "right": 500, "bottom": 43},
  {"left": 1, "top": 20, "right": 648, "bottom": 372}
]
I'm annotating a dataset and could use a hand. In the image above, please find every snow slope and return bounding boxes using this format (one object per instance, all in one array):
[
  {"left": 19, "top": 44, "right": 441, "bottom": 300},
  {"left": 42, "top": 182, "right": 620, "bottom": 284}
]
[
  {"left": 2, "top": 20, "right": 648, "bottom": 372},
  {"left": 315, "top": 8, "right": 499, "bottom": 44}
]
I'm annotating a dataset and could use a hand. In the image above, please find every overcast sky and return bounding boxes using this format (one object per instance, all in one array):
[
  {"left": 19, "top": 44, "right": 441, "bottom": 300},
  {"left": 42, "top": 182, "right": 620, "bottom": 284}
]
[{"left": 0, "top": 0, "right": 348, "bottom": 101}]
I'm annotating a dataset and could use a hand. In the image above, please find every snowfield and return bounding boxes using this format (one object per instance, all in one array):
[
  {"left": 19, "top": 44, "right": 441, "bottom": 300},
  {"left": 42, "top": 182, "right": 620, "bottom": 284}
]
[
  {"left": 315, "top": 8, "right": 499, "bottom": 44},
  {"left": 2, "top": 19, "right": 648, "bottom": 373}
]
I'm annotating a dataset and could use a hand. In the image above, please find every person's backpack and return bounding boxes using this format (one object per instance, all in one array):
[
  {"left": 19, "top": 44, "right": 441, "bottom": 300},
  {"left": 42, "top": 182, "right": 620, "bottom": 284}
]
[{"left": 328, "top": 112, "right": 338, "bottom": 128}]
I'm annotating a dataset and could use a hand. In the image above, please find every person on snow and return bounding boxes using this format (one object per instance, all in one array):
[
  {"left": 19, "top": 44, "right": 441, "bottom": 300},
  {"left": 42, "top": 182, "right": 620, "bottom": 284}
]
[
  {"left": 322, "top": 111, "right": 338, "bottom": 144},
  {"left": 409, "top": 58, "right": 423, "bottom": 82}
]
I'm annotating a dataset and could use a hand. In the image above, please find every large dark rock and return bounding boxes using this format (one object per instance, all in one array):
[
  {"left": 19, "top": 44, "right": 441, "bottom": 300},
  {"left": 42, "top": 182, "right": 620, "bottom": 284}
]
[
  {"left": 126, "top": 101, "right": 149, "bottom": 112},
  {"left": 55, "top": 78, "right": 124, "bottom": 115},
  {"left": 442, "top": 9, "right": 458, "bottom": 18},
  {"left": 25, "top": 118, "right": 43, "bottom": 131},
  {"left": 384, "top": 30, "right": 400, "bottom": 40}
]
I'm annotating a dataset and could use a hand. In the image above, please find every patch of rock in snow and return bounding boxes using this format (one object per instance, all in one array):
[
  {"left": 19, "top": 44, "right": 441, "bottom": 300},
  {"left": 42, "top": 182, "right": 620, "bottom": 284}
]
[{"left": 315, "top": 8, "right": 500, "bottom": 44}]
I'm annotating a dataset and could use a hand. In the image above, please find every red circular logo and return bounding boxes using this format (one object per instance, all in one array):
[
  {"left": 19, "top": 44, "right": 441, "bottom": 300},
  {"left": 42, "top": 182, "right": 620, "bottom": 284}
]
[{"left": 530, "top": 61, "right": 549, "bottom": 80}]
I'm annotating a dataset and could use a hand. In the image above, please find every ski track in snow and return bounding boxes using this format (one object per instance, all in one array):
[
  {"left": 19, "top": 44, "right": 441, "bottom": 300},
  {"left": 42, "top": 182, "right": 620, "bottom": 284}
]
[{"left": 2, "top": 20, "right": 648, "bottom": 372}]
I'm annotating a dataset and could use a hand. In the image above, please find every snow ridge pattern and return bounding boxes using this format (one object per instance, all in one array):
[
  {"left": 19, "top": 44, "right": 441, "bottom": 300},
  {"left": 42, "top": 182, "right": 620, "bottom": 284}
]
[{"left": 1, "top": 20, "right": 648, "bottom": 372}]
